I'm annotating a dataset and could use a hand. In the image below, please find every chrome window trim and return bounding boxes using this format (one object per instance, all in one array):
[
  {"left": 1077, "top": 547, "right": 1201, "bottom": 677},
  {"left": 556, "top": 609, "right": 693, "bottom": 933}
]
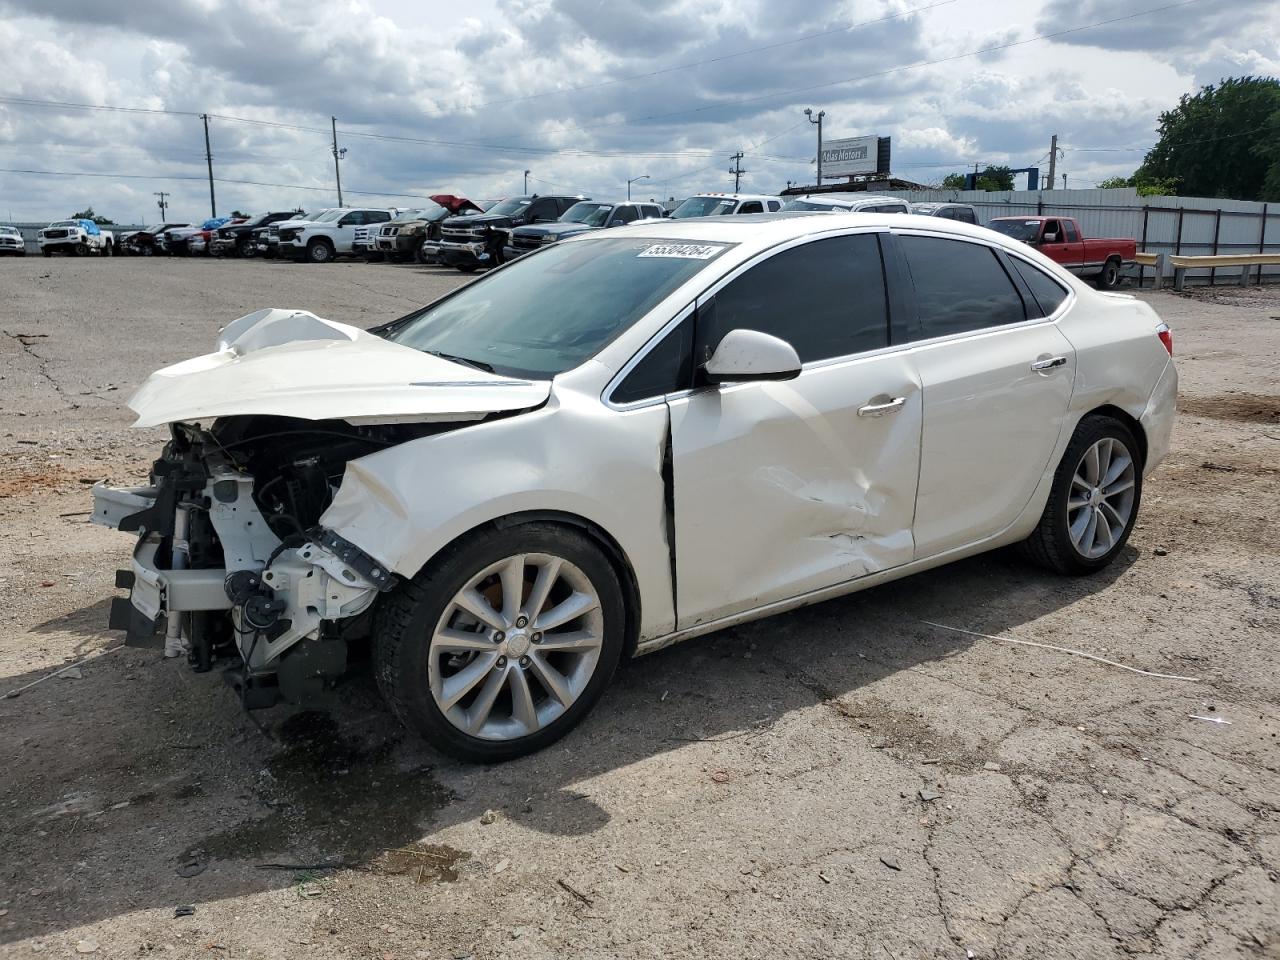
[{"left": 602, "top": 225, "right": 891, "bottom": 411}]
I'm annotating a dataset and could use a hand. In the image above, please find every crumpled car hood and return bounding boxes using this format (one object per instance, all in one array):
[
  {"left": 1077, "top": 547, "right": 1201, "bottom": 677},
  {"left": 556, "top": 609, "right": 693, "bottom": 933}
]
[{"left": 127, "top": 308, "right": 550, "bottom": 428}]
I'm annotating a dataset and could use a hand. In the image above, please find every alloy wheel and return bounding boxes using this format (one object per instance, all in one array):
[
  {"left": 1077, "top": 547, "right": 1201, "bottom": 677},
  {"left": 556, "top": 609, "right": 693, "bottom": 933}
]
[
  {"left": 428, "top": 553, "right": 604, "bottom": 741},
  {"left": 1068, "top": 436, "right": 1136, "bottom": 559}
]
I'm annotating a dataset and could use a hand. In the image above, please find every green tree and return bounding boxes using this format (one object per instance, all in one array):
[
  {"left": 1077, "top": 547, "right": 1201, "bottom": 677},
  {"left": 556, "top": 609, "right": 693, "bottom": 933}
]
[
  {"left": 1097, "top": 176, "right": 1130, "bottom": 189},
  {"left": 1256, "top": 106, "right": 1280, "bottom": 201},
  {"left": 940, "top": 166, "right": 1014, "bottom": 191},
  {"left": 1095, "top": 173, "right": 1179, "bottom": 196},
  {"left": 1136, "top": 76, "right": 1280, "bottom": 201},
  {"left": 70, "top": 206, "right": 115, "bottom": 225}
]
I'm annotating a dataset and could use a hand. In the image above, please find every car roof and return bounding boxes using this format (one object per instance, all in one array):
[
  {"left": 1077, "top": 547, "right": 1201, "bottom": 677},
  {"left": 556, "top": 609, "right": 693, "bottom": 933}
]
[
  {"left": 685, "top": 193, "right": 780, "bottom": 201},
  {"left": 912, "top": 201, "right": 975, "bottom": 210},
  {"left": 568, "top": 210, "right": 1037, "bottom": 255}
]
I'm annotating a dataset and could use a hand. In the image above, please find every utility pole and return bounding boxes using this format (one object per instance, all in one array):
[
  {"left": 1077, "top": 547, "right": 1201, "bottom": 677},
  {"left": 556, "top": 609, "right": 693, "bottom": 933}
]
[
  {"left": 805, "top": 108, "right": 825, "bottom": 185},
  {"left": 331, "top": 117, "right": 345, "bottom": 207},
  {"left": 1062, "top": 173, "right": 1068, "bottom": 190},
  {"left": 524, "top": 170, "right": 530, "bottom": 193},
  {"left": 154, "top": 191, "right": 169, "bottom": 220},
  {"left": 1046, "top": 134, "right": 1058, "bottom": 191},
  {"left": 729, "top": 153, "right": 746, "bottom": 192},
  {"left": 200, "top": 114, "right": 216, "bottom": 217}
]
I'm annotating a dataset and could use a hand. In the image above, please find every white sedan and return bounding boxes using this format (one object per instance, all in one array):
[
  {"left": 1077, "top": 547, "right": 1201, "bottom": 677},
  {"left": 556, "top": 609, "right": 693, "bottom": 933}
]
[{"left": 94, "top": 213, "right": 1177, "bottom": 762}]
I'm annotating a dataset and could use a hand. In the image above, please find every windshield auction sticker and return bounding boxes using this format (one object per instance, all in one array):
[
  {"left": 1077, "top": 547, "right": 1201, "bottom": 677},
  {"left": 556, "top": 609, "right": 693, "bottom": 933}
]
[{"left": 638, "top": 242, "right": 723, "bottom": 259}]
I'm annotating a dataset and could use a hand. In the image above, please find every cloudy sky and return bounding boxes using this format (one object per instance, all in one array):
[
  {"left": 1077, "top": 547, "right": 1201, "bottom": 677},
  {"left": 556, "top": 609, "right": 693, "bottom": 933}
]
[{"left": 0, "top": 0, "right": 1277, "bottom": 224}]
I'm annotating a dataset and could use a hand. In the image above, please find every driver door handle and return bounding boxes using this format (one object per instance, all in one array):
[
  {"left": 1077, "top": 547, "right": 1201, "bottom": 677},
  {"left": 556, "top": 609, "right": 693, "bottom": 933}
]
[
  {"left": 1030, "top": 356, "right": 1068, "bottom": 371},
  {"left": 857, "top": 396, "right": 907, "bottom": 417}
]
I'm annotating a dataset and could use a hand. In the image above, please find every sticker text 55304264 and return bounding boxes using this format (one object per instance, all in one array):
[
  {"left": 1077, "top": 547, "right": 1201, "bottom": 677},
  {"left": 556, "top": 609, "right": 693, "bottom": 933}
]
[{"left": 637, "top": 243, "right": 723, "bottom": 260}]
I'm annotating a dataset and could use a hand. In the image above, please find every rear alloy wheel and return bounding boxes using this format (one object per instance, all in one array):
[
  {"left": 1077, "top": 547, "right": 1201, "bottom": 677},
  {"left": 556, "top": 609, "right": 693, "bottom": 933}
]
[
  {"left": 1020, "top": 415, "right": 1142, "bottom": 574},
  {"left": 306, "top": 238, "right": 334, "bottom": 263},
  {"left": 1097, "top": 258, "right": 1122, "bottom": 290},
  {"left": 375, "top": 523, "right": 625, "bottom": 762}
]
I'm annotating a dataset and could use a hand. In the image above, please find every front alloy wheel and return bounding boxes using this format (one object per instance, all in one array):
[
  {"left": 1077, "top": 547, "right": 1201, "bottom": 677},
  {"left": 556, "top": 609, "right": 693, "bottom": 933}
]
[
  {"left": 307, "top": 239, "right": 334, "bottom": 263},
  {"left": 375, "top": 522, "right": 625, "bottom": 762}
]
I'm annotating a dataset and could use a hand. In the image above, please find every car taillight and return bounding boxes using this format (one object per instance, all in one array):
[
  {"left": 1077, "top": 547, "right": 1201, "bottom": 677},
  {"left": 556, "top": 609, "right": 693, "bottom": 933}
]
[{"left": 1156, "top": 322, "right": 1173, "bottom": 356}]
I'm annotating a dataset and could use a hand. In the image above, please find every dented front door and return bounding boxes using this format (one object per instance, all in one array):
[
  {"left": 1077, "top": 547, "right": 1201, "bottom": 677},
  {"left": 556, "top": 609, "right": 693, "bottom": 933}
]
[{"left": 668, "top": 351, "right": 922, "bottom": 630}]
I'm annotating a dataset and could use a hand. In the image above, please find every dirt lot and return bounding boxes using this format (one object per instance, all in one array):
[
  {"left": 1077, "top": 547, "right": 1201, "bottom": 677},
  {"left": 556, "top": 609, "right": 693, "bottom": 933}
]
[{"left": 1, "top": 258, "right": 1278, "bottom": 959}]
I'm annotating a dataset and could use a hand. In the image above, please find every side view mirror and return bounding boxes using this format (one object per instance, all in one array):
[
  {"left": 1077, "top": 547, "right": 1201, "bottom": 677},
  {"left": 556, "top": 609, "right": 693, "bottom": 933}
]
[
  {"left": 704, "top": 329, "right": 802, "bottom": 384},
  {"left": 1041, "top": 232, "right": 1059, "bottom": 244}
]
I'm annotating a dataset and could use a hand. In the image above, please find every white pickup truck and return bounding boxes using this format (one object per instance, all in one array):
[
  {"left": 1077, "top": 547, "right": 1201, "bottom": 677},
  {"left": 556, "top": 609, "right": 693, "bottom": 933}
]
[
  {"left": 277, "top": 208, "right": 394, "bottom": 263},
  {"left": 38, "top": 219, "right": 115, "bottom": 257}
]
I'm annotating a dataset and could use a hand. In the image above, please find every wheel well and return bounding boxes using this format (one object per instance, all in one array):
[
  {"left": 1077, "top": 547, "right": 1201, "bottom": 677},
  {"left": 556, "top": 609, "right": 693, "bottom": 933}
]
[
  {"left": 1087, "top": 404, "right": 1147, "bottom": 466},
  {"left": 423, "top": 511, "right": 643, "bottom": 658},
  {"left": 309, "top": 236, "right": 334, "bottom": 248}
]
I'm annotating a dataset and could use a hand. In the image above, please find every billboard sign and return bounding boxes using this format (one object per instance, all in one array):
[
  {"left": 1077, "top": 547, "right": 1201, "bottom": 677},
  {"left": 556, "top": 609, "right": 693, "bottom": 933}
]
[{"left": 820, "top": 135, "right": 880, "bottom": 178}]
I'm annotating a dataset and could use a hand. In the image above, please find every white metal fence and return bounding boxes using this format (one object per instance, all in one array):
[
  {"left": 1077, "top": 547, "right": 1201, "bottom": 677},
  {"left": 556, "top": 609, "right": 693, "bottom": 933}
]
[{"left": 893, "top": 187, "right": 1279, "bottom": 287}]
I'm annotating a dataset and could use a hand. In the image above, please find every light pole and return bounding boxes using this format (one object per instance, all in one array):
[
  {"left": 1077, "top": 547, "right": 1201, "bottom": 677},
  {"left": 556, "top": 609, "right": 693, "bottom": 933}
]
[
  {"left": 627, "top": 174, "right": 650, "bottom": 201},
  {"left": 804, "top": 107, "right": 826, "bottom": 186},
  {"left": 524, "top": 170, "right": 531, "bottom": 193}
]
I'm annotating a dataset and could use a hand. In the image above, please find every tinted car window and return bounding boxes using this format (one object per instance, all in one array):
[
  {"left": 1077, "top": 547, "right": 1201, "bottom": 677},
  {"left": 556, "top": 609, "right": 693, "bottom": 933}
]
[
  {"left": 955, "top": 208, "right": 977, "bottom": 224},
  {"left": 1010, "top": 257, "right": 1069, "bottom": 318},
  {"left": 697, "top": 233, "right": 889, "bottom": 364},
  {"left": 528, "top": 199, "right": 559, "bottom": 221},
  {"left": 767, "top": 200, "right": 781, "bottom": 211},
  {"left": 737, "top": 201, "right": 764, "bottom": 214},
  {"left": 612, "top": 205, "right": 640, "bottom": 225},
  {"left": 899, "top": 236, "right": 1027, "bottom": 338},
  {"left": 611, "top": 318, "right": 695, "bottom": 404},
  {"left": 1063, "top": 220, "right": 1080, "bottom": 242},
  {"left": 369, "top": 211, "right": 391, "bottom": 223}
]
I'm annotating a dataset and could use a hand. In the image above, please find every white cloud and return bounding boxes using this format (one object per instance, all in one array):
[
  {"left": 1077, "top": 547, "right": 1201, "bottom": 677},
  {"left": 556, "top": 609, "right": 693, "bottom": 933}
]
[{"left": 0, "top": 0, "right": 1275, "bottom": 221}]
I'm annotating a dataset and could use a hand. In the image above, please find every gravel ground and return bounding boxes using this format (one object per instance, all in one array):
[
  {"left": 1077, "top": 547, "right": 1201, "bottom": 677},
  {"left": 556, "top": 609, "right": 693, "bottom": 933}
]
[{"left": 1, "top": 258, "right": 1278, "bottom": 960}]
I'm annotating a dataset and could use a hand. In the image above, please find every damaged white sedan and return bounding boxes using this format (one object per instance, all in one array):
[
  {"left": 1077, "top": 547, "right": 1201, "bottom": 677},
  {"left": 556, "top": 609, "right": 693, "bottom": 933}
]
[{"left": 94, "top": 213, "right": 1177, "bottom": 761}]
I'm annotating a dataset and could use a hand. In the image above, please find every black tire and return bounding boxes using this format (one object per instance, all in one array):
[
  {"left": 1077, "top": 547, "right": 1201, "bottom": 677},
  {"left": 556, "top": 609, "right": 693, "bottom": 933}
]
[
  {"left": 374, "top": 521, "right": 626, "bottom": 763},
  {"left": 102, "top": 241, "right": 113, "bottom": 257},
  {"left": 1096, "top": 258, "right": 1122, "bottom": 290},
  {"left": 415, "top": 243, "right": 429, "bottom": 265},
  {"left": 42, "top": 249, "right": 52, "bottom": 257},
  {"left": 237, "top": 237, "right": 252, "bottom": 258},
  {"left": 455, "top": 263, "right": 478, "bottom": 274},
  {"left": 306, "top": 238, "right": 334, "bottom": 263},
  {"left": 1019, "top": 414, "right": 1143, "bottom": 575}
]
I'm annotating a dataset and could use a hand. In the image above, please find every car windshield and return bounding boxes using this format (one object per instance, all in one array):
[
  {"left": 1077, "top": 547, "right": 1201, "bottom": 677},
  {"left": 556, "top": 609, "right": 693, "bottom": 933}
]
[
  {"left": 393, "top": 205, "right": 443, "bottom": 222},
  {"left": 0, "top": 226, "right": 18, "bottom": 236},
  {"left": 669, "top": 197, "right": 737, "bottom": 218},
  {"left": 780, "top": 199, "right": 845, "bottom": 211},
  {"left": 385, "top": 236, "right": 732, "bottom": 378},
  {"left": 561, "top": 202, "right": 613, "bottom": 226},
  {"left": 988, "top": 220, "right": 1043, "bottom": 242},
  {"left": 51, "top": 221, "right": 79, "bottom": 228},
  {"left": 313, "top": 209, "right": 345, "bottom": 223},
  {"left": 486, "top": 198, "right": 533, "bottom": 217}
]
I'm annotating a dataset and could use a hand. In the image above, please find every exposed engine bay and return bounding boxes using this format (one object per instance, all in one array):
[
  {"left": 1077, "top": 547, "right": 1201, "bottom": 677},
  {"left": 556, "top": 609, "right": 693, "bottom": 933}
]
[{"left": 93, "top": 415, "right": 448, "bottom": 707}]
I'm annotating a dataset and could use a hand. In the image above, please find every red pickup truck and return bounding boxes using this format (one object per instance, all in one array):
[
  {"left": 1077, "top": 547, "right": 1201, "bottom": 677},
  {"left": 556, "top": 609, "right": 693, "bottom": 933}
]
[{"left": 987, "top": 216, "right": 1136, "bottom": 290}]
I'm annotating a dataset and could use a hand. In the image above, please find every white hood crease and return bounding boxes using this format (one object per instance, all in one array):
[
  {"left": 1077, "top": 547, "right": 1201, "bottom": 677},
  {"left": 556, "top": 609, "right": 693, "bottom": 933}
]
[{"left": 128, "top": 309, "right": 551, "bottom": 428}]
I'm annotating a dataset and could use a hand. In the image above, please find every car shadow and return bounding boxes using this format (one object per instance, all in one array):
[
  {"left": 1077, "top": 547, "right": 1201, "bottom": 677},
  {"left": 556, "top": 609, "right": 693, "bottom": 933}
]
[{"left": 0, "top": 545, "right": 1137, "bottom": 943}]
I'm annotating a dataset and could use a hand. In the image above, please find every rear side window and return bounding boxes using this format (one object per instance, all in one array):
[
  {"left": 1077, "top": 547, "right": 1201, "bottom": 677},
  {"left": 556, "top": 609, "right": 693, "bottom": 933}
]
[
  {"left": 612, "top": 205, "right": 640, "bottom": 225},
  {"left": 899, "top": 235, "right": 1027, "bottom": 339},
  {"left": 612, "top": 318, "right": 694, "bottom": 404},
  {"left": 737, "top": 201, "right": 764, "bottom": 214},
  {"left": 955, "top": 208, "right": 977, "bottom": 224},
  {"left": 767, "top": 200, "right": 781, "bottom": 212},
  {"left": 1009, "top": 257, "right": 1069, "bottom": 317},
  {"left": 1063, "top": 220, "right": 1080, "bottom": 242},
  {"left": 697, "top": 233, "right": 889, "bottom": 363}
]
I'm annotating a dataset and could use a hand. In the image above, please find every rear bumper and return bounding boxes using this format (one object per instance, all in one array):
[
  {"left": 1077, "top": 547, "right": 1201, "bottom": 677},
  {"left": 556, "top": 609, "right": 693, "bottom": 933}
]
[{"left": 1140, "top": 359, "right": 1177, "bottom": 476}]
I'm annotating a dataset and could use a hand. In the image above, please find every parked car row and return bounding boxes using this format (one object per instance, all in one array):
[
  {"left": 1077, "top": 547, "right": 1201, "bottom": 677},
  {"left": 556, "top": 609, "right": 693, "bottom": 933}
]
[{"left": 12, "top": 195, "right": 1136, "bottom": 288}]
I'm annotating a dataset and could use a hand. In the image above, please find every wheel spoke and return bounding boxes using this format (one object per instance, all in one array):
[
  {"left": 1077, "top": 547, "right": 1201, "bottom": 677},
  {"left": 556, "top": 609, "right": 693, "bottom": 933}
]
[
  {"left": 535, "top": 630, "right": 602, "bottom": 652},
  {"left": 433, "top": 627, "right": 497, "bottom": 654},
  {"left": 536, "top": 590, "right": 599, "bottom": 631},
  {"left": 1102, "top": 452, "right": 1132, "bottom": 488},
  {"left": 523, "top": 557, "right": 563, "bottom": 621},
  {"left": 1081, "top": 508, "right": 1100, "bottom": 555},
  {"left": 498, "top": 555, "right": 526, "bottom": 625},
  {"left": 440, "top": 652, "right": 498, "bottom": 710},
  {"left": 509, "top": 668, "right": 539, "bottom": 733},
  {"left": 1093, "top": 507, "right": 1115, "bottom": 552},
  {"left": 455, "top": 588, "right": 506, "bottom": 631},
  {"left": 1103, "top": 476, "right": 1134, "bottom": 497},
  {"left": 1071, "top": 474, "right": 1092, "bottom": 492},
  {"left": 1098, "top": 499, "right": 1126, "bottom": 530},
  {"left": 1084, "top": 443, "right": 1101, "bottom": 485},
  {"left": 465, "top": 668, "right": 507, "bottom": 734},
  {"left": 528, "top": 652, "right": 574, "bottom": 707},
  {"left": 1069, "top": 506, "right": 1092, "bottom": 548},
  {"left": 1068, "top": 494, "right": 1091, "bottom": 510}
]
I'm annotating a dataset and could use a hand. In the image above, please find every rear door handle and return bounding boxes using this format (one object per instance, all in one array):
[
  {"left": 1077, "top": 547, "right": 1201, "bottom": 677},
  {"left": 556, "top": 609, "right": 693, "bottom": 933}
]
[
  {"left": 1030, "top": 356, "right": 1068, "bottom": 372},
  {"left": 857, "top": 396, "right": 907, "bottom": 417}
]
